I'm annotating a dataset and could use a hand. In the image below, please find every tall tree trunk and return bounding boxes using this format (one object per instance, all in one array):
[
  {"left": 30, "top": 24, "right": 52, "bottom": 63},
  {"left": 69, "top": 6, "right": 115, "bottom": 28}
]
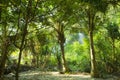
[
  {"left": 0, "top": 4, "right": 5, "bottom": 78},
  {"left": 56, "top": 52, "right": 63, "bottom": 73},
  {"left": 15, "top": 22, "right": 28, "bottom": 80},
  {"left": 60, "top": 42, "right": 70, "bottom": 72},
  {"left": 0, "top": 23, "right": 9, "bottom": 78},
  {"left": 0, "top": 41, "right": 9, "bottom": 78},
  {"left": 56, "top": 22, "right": 70, "bottom": 73},
  {"left": 15, "top": 0, "right": 32, "bottom": 79},
  {"left": 88, "top": 10, "right": 99, "bottom": 78},
  {"left": 89, "top": 30, "right": 99, "bottom": 78}
]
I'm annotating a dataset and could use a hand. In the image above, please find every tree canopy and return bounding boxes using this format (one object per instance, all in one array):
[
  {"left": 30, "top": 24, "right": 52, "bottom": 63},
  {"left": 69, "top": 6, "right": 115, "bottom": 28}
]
[{"left": 0, "top": 0, "right": 120, "bottom": 80}]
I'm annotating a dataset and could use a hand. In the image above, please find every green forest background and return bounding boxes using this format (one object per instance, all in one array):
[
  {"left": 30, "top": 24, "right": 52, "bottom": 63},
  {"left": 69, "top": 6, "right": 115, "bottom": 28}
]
[{"left": 0, "top": 0, "right": 120, "bottom": 80}]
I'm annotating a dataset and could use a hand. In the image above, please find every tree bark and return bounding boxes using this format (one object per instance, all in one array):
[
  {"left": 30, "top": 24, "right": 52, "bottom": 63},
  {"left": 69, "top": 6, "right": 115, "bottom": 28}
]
[
  {"left": 15, "top": 0, "right": 32, "bottom": 79},
  {"left": 89, "top": 30, "right": 99, "bottom": 78},
  {"left": 59, "top": 40, "right": 70, "bottom": 72},
  {"left": 0, "top": 42, "right": 9, "bottom": 78},
  {"left": 56, "top": 52, "right": 63, "bottom": 73},
  {"left": 0, "top": 23, "right": 9, "bottom": 78},
  {"left": 58, "top": 25, "right": 70, "bottom": 73},
  {"left": 60, "top": 43, "right": 67, "bottom": 72},
  {"left": 88, "top": 10, "right": 99, "bottom": 78},
  {"left": 15, "top": 22, "right": 28, "bottom": 80}
]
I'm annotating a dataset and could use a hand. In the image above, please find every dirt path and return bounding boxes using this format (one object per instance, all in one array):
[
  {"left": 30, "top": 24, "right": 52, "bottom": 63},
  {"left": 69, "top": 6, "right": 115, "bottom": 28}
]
[
  {"left": 4, "top": 70, "right": 120, "bottom": 80},
  {"left": 20, "top": 71, "right": 90, "bottom": 80},
  {"left": 19, "top": 70, "right": 120, "bottom": 80}
]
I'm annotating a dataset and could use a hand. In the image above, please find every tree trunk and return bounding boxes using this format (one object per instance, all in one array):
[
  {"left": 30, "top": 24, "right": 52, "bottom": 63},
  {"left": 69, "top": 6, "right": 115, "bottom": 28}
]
[
  {"left": 56, "top": 22, "right": 70, "bottom": 73},
  {"left": 0, "top": 23, "right": 9, "bottom": 78},
  {"left": 15, "top": 8, "right": 28, "bottom": 80},
  {"left": 15, "top": 0, "right": 32, "bottom": 79},
  {"left": 0, "top": 43, "right": 8, "bottom": 78},
  {"left": 15, "top": 25, "right": 27, "bottom": 80},
  {"left": 89, "top": 30, "right": 99, "bottom": 78},
  {"left": 60, "top": 42, "right": 70, "bottom": 73},
  {"left": 88, "top": 10, "right": 99, "bottom": 78},
  {"left": 56, "top": 53, "right": 63, "bottom": 73}
]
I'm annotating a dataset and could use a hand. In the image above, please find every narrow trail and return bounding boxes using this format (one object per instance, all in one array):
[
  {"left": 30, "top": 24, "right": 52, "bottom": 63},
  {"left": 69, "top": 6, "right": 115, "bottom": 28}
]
[
  {"left": 19, "top": 70, "right": 120, "bottom": 80},
  {"left": 4, "top": 70, "right": 120, "bottom": 80}
]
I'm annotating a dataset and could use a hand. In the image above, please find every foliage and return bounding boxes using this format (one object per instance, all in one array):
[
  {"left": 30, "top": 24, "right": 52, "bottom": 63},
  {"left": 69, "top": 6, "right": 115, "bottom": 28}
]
[
  {"left": 106, "top": 22, "right": 120, "bottom": 40},
  {"left": 0, "top": 0, "right": 120, "bottom": 79}
]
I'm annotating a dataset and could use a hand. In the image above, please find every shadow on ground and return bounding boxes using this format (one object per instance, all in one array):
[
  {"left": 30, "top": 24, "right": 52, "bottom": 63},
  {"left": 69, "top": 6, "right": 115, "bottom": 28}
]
[{"left": 4, "top": 70, "right": 120, "bottom": 80}]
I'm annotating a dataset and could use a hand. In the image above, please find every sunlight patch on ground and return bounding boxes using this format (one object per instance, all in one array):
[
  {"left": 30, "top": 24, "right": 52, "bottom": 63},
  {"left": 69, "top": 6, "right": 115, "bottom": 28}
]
[
  {"left": 13, "top": 71, "right": 119, "bottom": 80},
  {"left": 48, "top": 72, "right": 90, "bottom": 78},
  {"left": 19, "top": 71, "right": 91, "bottom": 80},
  {"left": 20, "top": 71, "right": 39, "bottom": 76}
]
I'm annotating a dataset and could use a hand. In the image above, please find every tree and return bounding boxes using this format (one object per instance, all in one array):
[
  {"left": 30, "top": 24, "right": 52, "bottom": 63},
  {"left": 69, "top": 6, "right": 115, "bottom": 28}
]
[
  {"left": 55, "top": 21, "right": 70, "bottom": 72},
  {"left": 47, "top": 0, "right": 82, "bottom": 73},
  {"left": 48, "top": 18, "right": 70, "bottom": 72},
  {"left": 12, "top": 0, "right": 39, "bottom": 79},
  {"left": 106, "top": 22, "right": 120, "bottom": 71},
  {"left": 0, "top": 0, "right": 15, "bottom": 78},
  {"left": 78, "top": 0, "right": 109, "bottom": 77}
]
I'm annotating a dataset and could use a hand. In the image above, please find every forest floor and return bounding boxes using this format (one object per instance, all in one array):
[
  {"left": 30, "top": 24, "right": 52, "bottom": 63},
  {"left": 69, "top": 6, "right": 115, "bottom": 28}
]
[{"left": 4, "top": 70, "right": 120, "bottom": 80}]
